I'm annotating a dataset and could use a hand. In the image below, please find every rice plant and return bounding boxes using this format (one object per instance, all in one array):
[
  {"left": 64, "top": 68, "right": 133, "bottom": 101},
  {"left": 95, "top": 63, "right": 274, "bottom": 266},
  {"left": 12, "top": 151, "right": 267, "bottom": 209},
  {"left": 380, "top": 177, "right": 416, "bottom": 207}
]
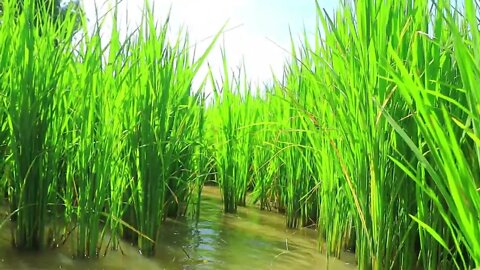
[
  {"left": 272, "top": 0, "right": 479, "bottom": 268},
  {"left": 383, "top": 1, "right": 480, "bottom": 267},
  {"left": 1, "top": 0, "right": 480, "bottom": 268},
  {"left": 1, "top": 0, "right": 80, "bottom": 249},
  {"left": 0, "top": 0, "right": 221, "bottom": 257},
  {"left": 206, "top": 0, "right": 480, "bottom": 268}
]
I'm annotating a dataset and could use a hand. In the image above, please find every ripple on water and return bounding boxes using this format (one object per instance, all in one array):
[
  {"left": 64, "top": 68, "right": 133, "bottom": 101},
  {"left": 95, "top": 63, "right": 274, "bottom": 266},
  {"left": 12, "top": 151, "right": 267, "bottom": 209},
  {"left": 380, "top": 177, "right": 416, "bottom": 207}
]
[{"left": 0, "top": 187, "right": 356, "bottom": 270}]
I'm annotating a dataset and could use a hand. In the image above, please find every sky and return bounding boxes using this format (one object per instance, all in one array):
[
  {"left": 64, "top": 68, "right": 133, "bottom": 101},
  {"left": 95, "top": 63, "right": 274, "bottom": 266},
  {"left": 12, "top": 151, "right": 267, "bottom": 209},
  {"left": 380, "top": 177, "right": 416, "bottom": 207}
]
[{"left": 82, "top": 0, "right": 339, "bottom": 91}]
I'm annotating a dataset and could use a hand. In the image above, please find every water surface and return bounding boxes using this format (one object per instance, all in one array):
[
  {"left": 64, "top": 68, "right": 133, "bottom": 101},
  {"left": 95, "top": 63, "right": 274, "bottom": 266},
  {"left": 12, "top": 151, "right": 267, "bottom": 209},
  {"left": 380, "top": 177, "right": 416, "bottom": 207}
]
[{"left": 0, "top": 187, "right": 356, "bottom": 270}]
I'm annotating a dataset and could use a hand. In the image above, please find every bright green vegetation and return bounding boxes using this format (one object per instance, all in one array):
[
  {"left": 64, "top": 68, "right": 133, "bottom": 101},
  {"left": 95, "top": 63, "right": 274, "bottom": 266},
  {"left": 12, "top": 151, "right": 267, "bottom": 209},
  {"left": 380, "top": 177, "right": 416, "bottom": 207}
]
[
  {"left": 206, "top": 0, "right": 480, "bottom": 269},
  {"left": 0, "top": 0, "right": 218, "bottom": 257},
  {"left": 1, "top": 0, "right": 480, "bottom": 269}
]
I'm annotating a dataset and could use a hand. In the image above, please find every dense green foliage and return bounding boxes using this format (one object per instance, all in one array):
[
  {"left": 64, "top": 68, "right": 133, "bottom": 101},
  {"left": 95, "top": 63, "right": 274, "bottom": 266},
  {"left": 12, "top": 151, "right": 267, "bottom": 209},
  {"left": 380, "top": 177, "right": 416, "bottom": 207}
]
[
  {"left": 1, "top": 0, "right": 479, "bottom": 269},
  {"left": 0, "top": 0, "right": 217, "bottom": 257},
  {"left": 0, "top": 0, "right": 82, "bottom": 26},
  {"left": 206, "top": 0, "right": 480, "bottom": 269}
]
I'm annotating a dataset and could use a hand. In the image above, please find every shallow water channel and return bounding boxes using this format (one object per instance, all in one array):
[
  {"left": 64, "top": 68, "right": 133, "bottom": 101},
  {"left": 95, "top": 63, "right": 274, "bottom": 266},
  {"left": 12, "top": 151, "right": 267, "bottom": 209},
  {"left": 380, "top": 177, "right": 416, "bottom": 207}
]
[{"left": 0, "top": 187, "right": 355, "bottom": 269}]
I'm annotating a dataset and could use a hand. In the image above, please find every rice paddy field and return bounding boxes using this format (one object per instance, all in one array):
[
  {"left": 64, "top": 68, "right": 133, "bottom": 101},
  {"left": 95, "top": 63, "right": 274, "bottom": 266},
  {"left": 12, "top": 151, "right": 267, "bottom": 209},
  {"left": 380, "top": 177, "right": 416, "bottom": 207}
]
[{"left": 0, "top": 0, "right": 480, "bottom": 269}]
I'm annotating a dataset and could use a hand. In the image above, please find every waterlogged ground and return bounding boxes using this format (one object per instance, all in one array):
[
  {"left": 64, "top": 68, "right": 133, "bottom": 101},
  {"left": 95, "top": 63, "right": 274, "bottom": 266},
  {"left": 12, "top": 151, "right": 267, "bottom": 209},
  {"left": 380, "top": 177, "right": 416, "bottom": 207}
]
[{"left": 0, "top": 187, "right": 355, "bottom": 270}]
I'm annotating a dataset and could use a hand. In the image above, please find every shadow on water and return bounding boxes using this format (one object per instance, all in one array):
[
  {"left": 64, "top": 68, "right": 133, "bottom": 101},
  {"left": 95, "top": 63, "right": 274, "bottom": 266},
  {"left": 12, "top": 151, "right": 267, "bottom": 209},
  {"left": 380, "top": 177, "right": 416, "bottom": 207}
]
[{"left": 0, "top": 187, "right": 356, "bottom": 270}]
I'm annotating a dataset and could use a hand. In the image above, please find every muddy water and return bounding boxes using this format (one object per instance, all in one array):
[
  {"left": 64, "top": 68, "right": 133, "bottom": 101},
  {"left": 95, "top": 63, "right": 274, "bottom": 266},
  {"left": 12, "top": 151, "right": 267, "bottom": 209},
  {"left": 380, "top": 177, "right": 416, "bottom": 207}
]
[{"left": 0, "top": 187, "right": 356, "bottom": 270}]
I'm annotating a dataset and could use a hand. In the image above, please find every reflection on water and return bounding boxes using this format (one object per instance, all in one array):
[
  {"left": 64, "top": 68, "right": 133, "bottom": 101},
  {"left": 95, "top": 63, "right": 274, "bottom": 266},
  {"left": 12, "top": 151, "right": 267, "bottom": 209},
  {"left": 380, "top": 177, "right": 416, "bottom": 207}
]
[{"left": 0, "top": 187, "right": 356, "bottom": 270}]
